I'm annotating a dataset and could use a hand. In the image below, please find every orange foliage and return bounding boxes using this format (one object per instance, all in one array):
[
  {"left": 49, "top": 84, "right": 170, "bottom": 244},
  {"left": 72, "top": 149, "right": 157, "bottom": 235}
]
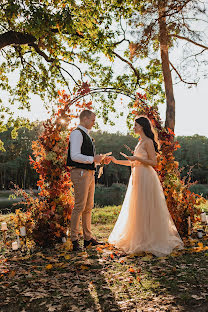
[{"left": 13, "top": 83, "right": 93, "bottom": 246}]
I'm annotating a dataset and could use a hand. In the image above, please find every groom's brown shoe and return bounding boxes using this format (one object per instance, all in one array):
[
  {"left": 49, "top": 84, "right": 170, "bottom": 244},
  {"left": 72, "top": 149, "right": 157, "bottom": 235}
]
[{"left": 84, "top": 238, "right": 104, "bottom": 248}]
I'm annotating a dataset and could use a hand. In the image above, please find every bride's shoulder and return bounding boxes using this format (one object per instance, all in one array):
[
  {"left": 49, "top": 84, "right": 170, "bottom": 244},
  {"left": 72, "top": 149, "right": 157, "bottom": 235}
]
[{"left": 143, "top": 138, "right": 154, "bottom": 148}]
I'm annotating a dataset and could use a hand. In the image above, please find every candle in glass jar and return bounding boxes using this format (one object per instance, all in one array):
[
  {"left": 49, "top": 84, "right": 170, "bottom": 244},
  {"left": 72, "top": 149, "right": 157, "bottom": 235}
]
[
  {"left": 200, "top": 212, "right": 207, "bottom": 223},
  {"left": 1, "top": 222, "right": 8, "bottom": 231},
  {"left": 12, "top": 241, "right": 18, "bottom": 250},
  {"left": 197, "top": 230, "right": 203, "bottom": 239},
  {"left": 20, "top": 226, "right": 26, "bottom": 236}
]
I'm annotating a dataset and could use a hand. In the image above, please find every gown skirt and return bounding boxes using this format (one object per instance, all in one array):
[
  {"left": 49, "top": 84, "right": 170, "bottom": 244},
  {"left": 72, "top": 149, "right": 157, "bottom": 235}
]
[{"left": 108, "top": 144, "right": 184, "bottom": 257}]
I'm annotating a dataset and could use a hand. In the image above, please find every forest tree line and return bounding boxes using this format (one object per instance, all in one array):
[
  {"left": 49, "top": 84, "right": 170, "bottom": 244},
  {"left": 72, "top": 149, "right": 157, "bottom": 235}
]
[{"left": 0, "top": 126, "right": 208, "bottom": 190}]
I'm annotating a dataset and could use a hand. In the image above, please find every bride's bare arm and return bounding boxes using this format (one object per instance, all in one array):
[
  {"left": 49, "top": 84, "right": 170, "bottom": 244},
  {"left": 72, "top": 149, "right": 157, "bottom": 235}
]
[
  {"left": 127, "top": 140, "right": 157, "bottom": 166},
  {"left": 110, "top": 156, "right": 131, "bottom": 166}
]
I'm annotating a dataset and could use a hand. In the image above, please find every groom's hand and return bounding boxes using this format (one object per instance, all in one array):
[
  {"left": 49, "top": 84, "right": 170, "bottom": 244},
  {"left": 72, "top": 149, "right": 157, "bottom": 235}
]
[
  {"left": 94, "top": 154, "right": 103, "bottom": 163},
  {"left": 103, "top": 156, "right": 112, "bottom": 165}
]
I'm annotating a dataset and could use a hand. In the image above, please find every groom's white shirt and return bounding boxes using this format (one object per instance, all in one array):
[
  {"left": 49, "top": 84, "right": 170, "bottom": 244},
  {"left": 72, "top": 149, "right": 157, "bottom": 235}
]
[{"left": 70, "top": 125, "right": 94, "bottom": 164}]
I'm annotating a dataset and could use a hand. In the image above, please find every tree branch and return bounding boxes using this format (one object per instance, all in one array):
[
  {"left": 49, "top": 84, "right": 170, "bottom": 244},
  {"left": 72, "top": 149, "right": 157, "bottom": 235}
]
[
  {"left": 61, "top": 59, "right": 83, "bottom": 81},
  {"left": 0, "top": 31, "right": 36, "bottom": 50},
  {"left": 57, "top": 68, "right": 72, "bottom": 94},
  {"left": 29, "top": 43, "right": 80, "bottom": 86},
  {"left": 28, "top": 43, "right": 52, "bottom": 63},
  {"left": 171, "top": 34, "right": 208, "bottom": 50},
  {"left": 112, "top": 51, "right": 140, "bottom": 84},
  {"left": 60, "top": 67, "right": 79, "bottom": 86},
  {"left": 169, "top": 61, "right": 197, "bottom": 85}
]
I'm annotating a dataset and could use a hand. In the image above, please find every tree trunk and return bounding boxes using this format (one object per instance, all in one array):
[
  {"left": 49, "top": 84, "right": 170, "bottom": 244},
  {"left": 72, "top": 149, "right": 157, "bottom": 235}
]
[{"left": 158, "top": 4, "right": 175, "bottom": 131}]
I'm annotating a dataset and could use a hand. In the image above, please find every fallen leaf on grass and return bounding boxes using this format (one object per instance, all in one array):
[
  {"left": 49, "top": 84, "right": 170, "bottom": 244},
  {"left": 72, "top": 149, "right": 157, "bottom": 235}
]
[
  {"left": 191, "top": 295, "right": 204, "bottom": 300},
  {"left": 129, "top": 267, "right": 135, "bottom": 273},
  {"left": 96, "top": 247, "right": 103, "bottom": 253},
  {"left": 110, "top": 253, "right": 114, "bottom": 259},
  {"left": 0, "top": 269, "right": 9, "bottom": 274},
  {"left": 64, "top": 255, "right": 71, "bottom": 260},
  {"left": 9, "top": 270, "right": 16, "bottom": 278},
  {"left": 80, "top": 265, "right": 90, "bottom": 270},
  {"left": 158, "top": 256, "right": 168, "bottom": 260},
  {"left": 128, "top": 277, "right": 133, "bottom": 284},
  {"left": 141, "top": 255, "right": 153, "bottom": 261},
  {"left": 45, "top": 264, "right": 53, "bottom": 270}
]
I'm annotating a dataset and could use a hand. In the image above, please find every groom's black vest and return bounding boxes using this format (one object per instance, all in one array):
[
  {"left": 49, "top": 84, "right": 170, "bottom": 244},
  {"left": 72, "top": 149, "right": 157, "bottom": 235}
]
[{"left": 67, "top": 128, "right": 96, "bottom": 170}]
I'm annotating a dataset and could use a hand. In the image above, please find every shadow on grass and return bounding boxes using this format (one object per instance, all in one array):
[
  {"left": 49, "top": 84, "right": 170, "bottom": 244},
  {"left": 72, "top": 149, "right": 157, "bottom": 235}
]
[
  {"left": 0, "top": 246, "right": 123, "bottom": 312},
  {"left": 125, "top": 250, "right": 208, "bottom": 312},
  {"left": 85, "top": 247, "right": 123, "bottom": 312}
]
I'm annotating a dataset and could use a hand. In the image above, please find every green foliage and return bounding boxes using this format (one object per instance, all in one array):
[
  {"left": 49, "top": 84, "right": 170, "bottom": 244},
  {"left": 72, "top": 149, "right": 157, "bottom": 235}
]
[
  {"left": 0, "top": 0, "right": 167, "bottom": 136},
  {"left": 1, "top": 0, "right": 207, "bottom": 139},
  {"left": 189, "top": 184, "right": 208, "bottom": 199},
  {"left": 1, "top": 124, "right": 208, "bottom": 199},
  {"left": 92, "top": 205, "right": 121, "bottom": 224},
  {"left": 174, "top": 135, "right": 208, "bottom": 184},
  {"left": 0, "top": 123, "right": 40, "bottom": 189},
  {"left": 94, "top": 183, "right": 127, "bottom": 207}
]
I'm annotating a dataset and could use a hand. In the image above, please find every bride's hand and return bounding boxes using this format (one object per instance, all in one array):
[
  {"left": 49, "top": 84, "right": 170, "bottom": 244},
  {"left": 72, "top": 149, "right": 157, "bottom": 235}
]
[{"left": 109, "top": 156, "right": 117, "bottom": 163}]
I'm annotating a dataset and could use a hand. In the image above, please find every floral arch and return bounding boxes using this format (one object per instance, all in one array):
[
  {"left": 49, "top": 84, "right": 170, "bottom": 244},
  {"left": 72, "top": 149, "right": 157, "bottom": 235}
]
[{"left": 14, "top": 83, "right": 204, "bottom": 246}]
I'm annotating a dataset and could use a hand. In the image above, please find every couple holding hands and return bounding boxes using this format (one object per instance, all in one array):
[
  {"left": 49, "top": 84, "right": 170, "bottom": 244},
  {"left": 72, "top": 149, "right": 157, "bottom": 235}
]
[{"left": 67, "top": 110, "right": 183, "bottom": 256}]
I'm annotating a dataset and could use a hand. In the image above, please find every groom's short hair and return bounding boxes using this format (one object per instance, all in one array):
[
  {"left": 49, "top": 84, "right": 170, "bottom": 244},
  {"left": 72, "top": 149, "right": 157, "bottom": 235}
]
[{"left": 79, "top": 110, "right": 95, "bottom": 120}]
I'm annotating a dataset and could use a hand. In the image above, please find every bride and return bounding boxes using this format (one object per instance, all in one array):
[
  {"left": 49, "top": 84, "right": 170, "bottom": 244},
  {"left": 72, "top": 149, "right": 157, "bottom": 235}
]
[{"left": 108, "top": 116, "right": 183, "bottom": 257}]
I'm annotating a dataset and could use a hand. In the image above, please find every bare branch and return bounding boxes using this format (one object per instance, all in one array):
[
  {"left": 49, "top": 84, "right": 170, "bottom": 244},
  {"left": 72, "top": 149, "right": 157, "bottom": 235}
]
[
  {"left": 29, "top": 43, "right": 80, "bottom": 86},
  {"left": 112, "top": 50, "right": 140, "bottom": 84},
  {"left": 60, "top": 59, "right": 83, "bottom": 81},
  {"left": 57, "top": 68, "right": 72, "bottom": 95},
  {"left": 60, "top": 67, "right": 80, "bottom": 86},
  {"left": 181, "top": 48, "right": 206, "bottom": 62},
  {"left": 169, "top": 61, "right": 197, "bottom": 85},
  {"left": 171, "top": 34, "right": 208, "bottom": 50}
]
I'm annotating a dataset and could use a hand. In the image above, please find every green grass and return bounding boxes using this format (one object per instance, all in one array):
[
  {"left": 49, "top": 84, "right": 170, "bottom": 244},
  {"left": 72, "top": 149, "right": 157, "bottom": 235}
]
[
  {"left": 92, "top": 205, "right": 121, "bottom": 224},
  {"left": 0, "top": 206, "right": 208, "bottom": 312}
]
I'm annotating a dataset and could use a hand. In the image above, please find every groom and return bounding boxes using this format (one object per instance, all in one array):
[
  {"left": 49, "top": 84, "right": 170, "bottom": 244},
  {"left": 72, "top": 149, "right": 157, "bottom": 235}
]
[{"left": 67, "top": 109, "right": 111, "bottom": 251}]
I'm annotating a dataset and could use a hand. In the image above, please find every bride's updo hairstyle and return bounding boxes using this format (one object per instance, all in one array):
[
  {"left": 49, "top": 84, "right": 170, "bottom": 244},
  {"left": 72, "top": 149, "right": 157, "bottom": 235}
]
[{"left": 135, "top": 116, "right": 159, "bottom": 153}]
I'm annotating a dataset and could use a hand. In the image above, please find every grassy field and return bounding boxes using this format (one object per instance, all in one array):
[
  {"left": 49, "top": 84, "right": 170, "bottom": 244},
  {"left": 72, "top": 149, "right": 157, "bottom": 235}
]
[{"left": 0, "top": 206, "right": 208, "bottom": 312}]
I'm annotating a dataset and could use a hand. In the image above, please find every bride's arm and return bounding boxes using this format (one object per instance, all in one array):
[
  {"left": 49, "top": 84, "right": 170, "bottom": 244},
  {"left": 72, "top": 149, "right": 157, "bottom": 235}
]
[
  {"left": 127, "top": 140, "right": 157, "bottom": 167},
  {"left": 110, "top": 156, "right": 131, "bottom": 166}
]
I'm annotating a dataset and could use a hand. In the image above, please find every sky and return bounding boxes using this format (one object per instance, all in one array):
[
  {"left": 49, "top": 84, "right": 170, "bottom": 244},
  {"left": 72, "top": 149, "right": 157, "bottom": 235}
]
[{"left": 14, "top": 76, "right": 208, "bottom": 138}]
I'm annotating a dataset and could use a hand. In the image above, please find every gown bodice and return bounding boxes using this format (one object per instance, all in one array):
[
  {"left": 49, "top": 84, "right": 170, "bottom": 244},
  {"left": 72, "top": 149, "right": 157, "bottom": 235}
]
[{"left": 132, "top": 141, "right": 149, "bottom": 167}]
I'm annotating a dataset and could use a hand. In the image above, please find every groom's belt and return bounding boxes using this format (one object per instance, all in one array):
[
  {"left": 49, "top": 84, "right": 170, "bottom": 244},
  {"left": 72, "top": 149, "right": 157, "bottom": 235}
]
[
  {"left": 70, "top": 167, "right": 94, "bottom": 171},
  {"left": 70, "top": 167, "right": 95, "bottom": 171}
]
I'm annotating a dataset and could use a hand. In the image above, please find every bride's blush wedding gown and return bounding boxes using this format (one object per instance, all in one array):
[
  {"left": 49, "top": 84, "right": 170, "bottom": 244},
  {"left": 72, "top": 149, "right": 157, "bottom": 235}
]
[{"left": 108, "top": 141, "right": 184, "bottom": 257}]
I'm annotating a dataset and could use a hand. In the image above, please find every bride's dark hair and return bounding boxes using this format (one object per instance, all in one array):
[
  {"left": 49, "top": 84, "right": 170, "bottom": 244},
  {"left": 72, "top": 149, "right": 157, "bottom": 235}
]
[{"left": 135, "top": 116, "right": 159, "bottom": 153}]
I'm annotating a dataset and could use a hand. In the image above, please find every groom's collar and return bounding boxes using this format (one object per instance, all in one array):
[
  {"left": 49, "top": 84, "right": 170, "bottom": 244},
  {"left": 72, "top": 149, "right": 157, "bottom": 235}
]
[{"left": 77, "top": 124, "right": 90, "bottom": 135}]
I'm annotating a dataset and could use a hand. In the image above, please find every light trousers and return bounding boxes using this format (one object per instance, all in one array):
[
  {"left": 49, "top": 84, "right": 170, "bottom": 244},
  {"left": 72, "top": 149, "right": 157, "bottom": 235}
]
[{"left": 70, "top": 168, "right": 95, "bottom": 241}]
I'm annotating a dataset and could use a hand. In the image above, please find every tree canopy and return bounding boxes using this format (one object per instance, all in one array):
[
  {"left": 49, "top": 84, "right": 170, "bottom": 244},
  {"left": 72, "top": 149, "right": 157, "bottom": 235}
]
[{"left": 0, "top": 0, "right": 208, "bottom": 134}]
